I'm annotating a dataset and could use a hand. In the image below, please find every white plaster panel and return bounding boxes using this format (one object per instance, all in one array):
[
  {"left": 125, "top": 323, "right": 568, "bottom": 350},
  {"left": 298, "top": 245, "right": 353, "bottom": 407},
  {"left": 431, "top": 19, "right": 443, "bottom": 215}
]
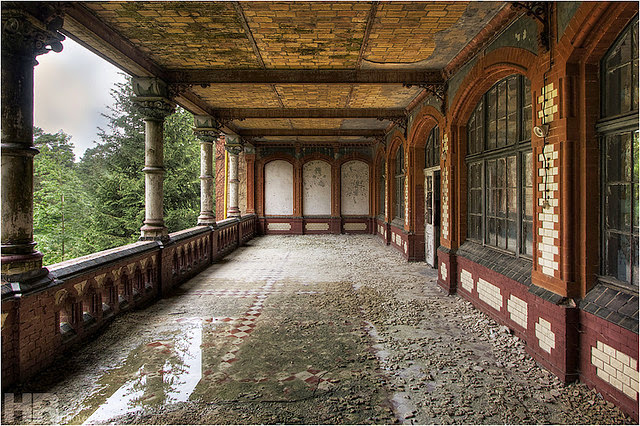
[
  {"left": 344, "top": 222, "right": 367, "bottom": 231},
  {"left": 341, "top": 160, "right": 370, "bottom": 215},
  {"left": 267, "top": 222, "right": 292, "bottom": 231},
  {"left": 303, "top": 160, "right": 331, "bottom": 216},
  {"left": 265, "top": 160, "right": 293, "bottom": 215},
  {"left": 305, "top": 222, "right": 329, "bottom": 231}
]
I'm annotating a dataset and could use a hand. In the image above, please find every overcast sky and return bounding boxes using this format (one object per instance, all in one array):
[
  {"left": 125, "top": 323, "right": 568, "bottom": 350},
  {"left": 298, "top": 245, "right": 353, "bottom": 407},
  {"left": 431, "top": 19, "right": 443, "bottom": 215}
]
[{"left": 34, "top": 37, "right": 127, "bottom": 159}]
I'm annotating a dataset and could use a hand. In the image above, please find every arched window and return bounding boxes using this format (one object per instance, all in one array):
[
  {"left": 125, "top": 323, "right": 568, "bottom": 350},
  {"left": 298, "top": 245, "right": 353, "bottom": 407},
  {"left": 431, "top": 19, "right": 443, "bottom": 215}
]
[
  {"left": 425, "top": 125, "right": 440, "bottom": 168},
  {"left": 598, "top": 16, "right": 639, "bottom": 288},
  {"left": 466, "top": 74, "right": 532, "bottom": 256},
  {"left": 394, "top": 144, "right": 405, "bottom": 220},
  {"left": 378, "top": 160, "right": 386, "bottom": 217}
]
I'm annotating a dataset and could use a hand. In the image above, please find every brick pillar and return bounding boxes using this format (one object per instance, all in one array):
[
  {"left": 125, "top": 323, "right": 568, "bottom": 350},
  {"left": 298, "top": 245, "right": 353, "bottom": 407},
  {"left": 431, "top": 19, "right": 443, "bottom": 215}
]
[
  {"left": 245, "top": 150, "right": 256, "bottom": 215},
  {"left": 131, "top": 78, "right": 175, "bottom": 241},
  {"left": 1, "top": 4, "right": 64, "bottom": 287}
]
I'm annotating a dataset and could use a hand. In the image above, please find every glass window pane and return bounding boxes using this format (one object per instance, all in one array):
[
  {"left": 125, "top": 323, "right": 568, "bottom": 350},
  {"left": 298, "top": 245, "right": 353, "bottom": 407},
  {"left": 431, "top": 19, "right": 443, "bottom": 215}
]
[
  {"left": 497, "top": 218, "right": 506, "bottom": 249},
  {"left": 523, "top": 221, "right": 533, "bottom": 256},
  {"left": 497, "top": 81, "right": 507, "bottom": 147},
  {"left": 507, "top": 155, "right": 517, "bottom": 188},
  {"left": 607, "top": 133, "right": 632, "bottom": 182},
  {"left": 487, "top": 217, "right": 496, "bottom": 246},
  {"left": 606, "top": 232, "right": 631, "bottom": 282},
  {"left": 634, "top": 59, "right": 638, "bottom": 111},
  {"left": 487, "top": 87, "right": 497, "bottom": 150},
  {"left": 507, "top": 220, "right": 517, "bottom": 252},
  {"left": 621, "top": 63, "right": 632, "bottom": 113},
  {"left": 607, "top": 184, "right": 632, "bottom": 231},
  {"left": 476, "top": 102, "right": 484, "bottom": 152},
  {"left": 634, "top": 236, "right": 639, "bottom": 287},
  {"left": 507, "top": 188, "right": 517, "bottom": 220},
  {"left": 522, "top": 77, "right": 532, "bottom": 141}
]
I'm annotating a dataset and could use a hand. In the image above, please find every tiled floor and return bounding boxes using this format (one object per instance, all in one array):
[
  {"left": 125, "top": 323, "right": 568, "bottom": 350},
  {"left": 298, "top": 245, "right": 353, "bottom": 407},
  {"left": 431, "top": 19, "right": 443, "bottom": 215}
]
[{"left": 9, "top": 235, "right": 633, "bottom": 425}]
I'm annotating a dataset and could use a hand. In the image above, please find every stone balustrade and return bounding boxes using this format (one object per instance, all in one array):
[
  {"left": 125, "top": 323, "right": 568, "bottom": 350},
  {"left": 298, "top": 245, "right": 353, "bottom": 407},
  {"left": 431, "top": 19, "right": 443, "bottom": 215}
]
[{"left": 1, "top": 215, "right": 257, "bottom": 389}]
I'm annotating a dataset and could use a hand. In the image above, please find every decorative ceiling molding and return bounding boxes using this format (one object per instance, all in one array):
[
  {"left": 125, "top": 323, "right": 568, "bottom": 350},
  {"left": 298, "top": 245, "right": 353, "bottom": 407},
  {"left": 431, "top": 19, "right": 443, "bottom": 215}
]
[
  {"left": 212, "top": 108, "right": 406, "bottom": 120},
  {"left": 240, "top": 129, "right": 385, "bottom": 137},
  {"left": 165, "top": 69, "right": 443, "bottom": 85}
]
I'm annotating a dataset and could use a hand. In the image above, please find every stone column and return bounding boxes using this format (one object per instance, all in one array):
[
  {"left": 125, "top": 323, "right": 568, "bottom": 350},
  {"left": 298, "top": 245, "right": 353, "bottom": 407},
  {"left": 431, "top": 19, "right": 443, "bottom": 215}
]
[
  {"left": 193, "top": 116, "right": 219, "bottom": 226},
  {"left": 1, "top": 4, "right": 64, "bottom": 284},
  {"left": 131, "top": 78, "right": 175, "bottom": 241},
  {"left": 225, "top": 135, "right": 243, "bottom": 218}
]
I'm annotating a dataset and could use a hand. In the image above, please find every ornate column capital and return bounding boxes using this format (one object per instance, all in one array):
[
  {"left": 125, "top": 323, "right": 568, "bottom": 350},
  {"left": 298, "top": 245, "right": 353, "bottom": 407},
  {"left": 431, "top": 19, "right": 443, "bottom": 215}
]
[
  {"left": 131, "top": 97, "right": 176, "bottom": 121},
  {"left": 1, "top": 3, "right": 65, "bottom": 64},
  {"left": 193, "top": 115, "right": 221, "bottom": 143},
  {"left": 131, "top": 77, "right": 176, "bottom": 121},
  {"left": 224, "top": 134, "right": 243, "bottom": 155}
]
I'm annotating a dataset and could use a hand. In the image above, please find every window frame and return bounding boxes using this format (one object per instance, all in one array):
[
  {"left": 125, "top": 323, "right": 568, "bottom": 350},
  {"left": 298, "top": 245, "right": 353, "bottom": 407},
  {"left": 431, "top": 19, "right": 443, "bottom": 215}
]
[
  {"left": 425, "top": 125, "right": 440, "bottom": 169},
  {"left": 378, "top": 159, "right": 386, "bottom": 218},
  {"left": 597, "top": 15, "right": 639, "bottom": 291},
  {"left": 465, "top": 74, "right": 532, "bottom": 257},
  {"left": 394, "top": 144, "right": 405, "bottom": 221}
]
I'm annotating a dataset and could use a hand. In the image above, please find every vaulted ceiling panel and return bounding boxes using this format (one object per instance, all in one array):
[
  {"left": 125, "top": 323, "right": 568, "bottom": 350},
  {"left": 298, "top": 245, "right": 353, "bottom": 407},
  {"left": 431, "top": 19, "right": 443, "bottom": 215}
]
[
  {"left": 83, "top": 1, "right": 259, "bottom": 68},
  {"left": 348, "top": 84, "right": 422, "bottom": 108},
  {"left": 363, "top": 1, "right": 468, "bottom": 65},
  {"left": 275, "top": 84, "right": 353, "bottom": 108},
  {"left": 240, "top": 1, "right": 371, "bottom": 69},
  {"left": 191, "top": 84, "right": 282, "bottom": 108},
  {"left": 63, "top": 1, "right": 510, "bottom": 146}
]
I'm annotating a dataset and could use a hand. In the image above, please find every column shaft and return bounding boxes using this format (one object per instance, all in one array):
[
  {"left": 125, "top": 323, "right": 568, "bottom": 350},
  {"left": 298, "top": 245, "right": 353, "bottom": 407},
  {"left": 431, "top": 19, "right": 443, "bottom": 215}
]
[
  {"left": 1, "top": 5, "right": 65, "bottom": 281},
  {"left": 227, "top": 150, "right": 241, "bottom": 218},
  {"left": 198, "top": 140, "right": 216, "bottom": 225},
  {"left": 140, "top": 119, "right": 168, "bottom": 239}
]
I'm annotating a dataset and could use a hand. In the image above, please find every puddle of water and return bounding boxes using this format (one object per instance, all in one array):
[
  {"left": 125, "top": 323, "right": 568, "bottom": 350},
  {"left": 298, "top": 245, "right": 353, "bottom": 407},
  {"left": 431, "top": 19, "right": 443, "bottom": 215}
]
[{"left": 78, "top": 321, "right": 203, "bottom": 425}]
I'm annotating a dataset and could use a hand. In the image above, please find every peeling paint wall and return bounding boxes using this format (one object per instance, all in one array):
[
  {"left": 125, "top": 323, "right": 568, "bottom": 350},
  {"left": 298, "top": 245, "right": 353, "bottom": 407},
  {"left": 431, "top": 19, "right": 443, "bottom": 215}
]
[
  {"left": 264, "top": 160, "right": 293, "bottom": 216},
  {"left": 341, "top": 160, "right": 369, "bottom": 216},
  {"left": 303, "top": 160, "right": 331, "bottom": 216}
]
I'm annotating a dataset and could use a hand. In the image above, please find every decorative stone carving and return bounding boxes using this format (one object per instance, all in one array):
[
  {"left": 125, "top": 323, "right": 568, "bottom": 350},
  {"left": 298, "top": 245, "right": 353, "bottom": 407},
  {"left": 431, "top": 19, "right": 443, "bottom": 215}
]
[
  {"left": 74, "top": 280, "right": 88, "bottom": 297},
  {"left": 54, "top": 289, "right": 68, "bottom": 306},
  {"left": 131, "top": 77, "right": 176, "bottom": 121},
  {"left": 131, "top": 97, "right": 175, "bottom": 121},
  {"left": 2, "top": 4, "right": 65, "bottom": 64},
  {"left": 94, "top": 274, "right": 107, "bottom": 289}
]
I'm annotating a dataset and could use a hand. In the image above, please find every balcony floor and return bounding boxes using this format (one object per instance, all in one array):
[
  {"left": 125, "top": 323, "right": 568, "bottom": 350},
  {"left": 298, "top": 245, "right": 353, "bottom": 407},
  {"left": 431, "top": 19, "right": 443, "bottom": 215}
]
[{"left": 15, "top": 235, "right": 631, "bottom": 424}]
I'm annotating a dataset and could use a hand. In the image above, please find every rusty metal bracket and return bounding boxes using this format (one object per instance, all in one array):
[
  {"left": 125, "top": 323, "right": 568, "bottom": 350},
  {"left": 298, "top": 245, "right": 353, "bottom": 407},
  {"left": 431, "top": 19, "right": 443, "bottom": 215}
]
[{"left": 512, "top": 2, "right": 550, "bottom": 52}]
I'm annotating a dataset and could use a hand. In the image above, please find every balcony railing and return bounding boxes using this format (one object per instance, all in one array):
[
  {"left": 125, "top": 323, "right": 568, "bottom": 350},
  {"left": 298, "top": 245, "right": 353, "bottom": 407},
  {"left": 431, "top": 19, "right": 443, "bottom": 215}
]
[{"left": 1, "top": 214, "right": 258, "bottom": 389}]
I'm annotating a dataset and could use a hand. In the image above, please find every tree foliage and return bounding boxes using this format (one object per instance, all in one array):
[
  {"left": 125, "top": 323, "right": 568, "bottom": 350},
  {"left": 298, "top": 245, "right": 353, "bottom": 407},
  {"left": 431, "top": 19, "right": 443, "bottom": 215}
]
[{"left": 33, "top": 76, "right": 203, "bottom": 266}]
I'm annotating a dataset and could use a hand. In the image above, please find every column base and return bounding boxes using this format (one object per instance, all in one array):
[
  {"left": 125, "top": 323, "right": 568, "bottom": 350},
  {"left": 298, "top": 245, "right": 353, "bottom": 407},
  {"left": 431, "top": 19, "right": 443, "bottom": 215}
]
[
  {"left": 197, "top": 212, "right": 217, "bottom": 226},
  {"left": 227, "top": 208, "right": 241, "bottom": 218},
  {"left": 1, "top": 252, "right": 55, "bottom": 295},
  {"left": 140, "top": 223, "right": 169, "bottom": 241},
  {"left": 1, "top": 251, "right": 44, "bottom": 279}
]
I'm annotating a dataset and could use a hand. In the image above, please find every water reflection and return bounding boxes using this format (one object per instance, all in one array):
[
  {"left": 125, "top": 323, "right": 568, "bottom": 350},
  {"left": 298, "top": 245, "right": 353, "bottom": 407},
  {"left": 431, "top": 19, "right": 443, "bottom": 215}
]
[{"left": 81, "top": 320, "right": 203, "bottom": 424}]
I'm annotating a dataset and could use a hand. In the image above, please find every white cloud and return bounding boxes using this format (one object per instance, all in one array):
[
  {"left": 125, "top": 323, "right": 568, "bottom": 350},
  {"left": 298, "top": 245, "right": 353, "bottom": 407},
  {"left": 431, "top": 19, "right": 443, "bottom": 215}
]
[{"left": 34, "top": 37, "right": 128, "bottom": 160}]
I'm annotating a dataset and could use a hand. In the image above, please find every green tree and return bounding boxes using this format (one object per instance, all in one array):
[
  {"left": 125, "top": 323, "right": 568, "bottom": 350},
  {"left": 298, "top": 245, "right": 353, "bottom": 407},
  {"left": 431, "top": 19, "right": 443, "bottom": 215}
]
[
  {"left": 78, "top": 76, "right": 201, "bottom": 251},
  {"left": 33, "top": 128, "right": 93, "bottom": 265}
]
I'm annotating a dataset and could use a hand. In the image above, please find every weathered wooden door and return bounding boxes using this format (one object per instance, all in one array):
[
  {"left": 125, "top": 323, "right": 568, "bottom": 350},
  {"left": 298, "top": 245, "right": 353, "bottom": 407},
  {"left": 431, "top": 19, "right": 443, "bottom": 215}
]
[{"left": 424, "top": 168, "right": 441, "bottom": 268}]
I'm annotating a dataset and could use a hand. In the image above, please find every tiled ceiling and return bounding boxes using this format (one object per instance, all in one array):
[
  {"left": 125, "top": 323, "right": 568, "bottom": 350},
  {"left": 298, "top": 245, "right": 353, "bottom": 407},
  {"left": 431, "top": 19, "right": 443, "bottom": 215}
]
[{"left": 65, "top": 1, "right": 506, "bottom": 146}]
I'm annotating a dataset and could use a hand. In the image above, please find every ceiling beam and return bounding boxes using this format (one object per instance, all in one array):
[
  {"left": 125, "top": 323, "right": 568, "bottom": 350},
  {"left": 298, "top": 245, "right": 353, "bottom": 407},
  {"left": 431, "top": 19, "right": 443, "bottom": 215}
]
[
  {"left": 213, "top": 108, "right": 405, "bottom": 119},
  {"left": 240, "top": 129, "right": 384, "bottom": 137},
  {"left": 166, "top": 69, "right": 443, "bottom": 85},
  {"left": 63, "top": 4, "right": 166, "bottom": 78}
]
